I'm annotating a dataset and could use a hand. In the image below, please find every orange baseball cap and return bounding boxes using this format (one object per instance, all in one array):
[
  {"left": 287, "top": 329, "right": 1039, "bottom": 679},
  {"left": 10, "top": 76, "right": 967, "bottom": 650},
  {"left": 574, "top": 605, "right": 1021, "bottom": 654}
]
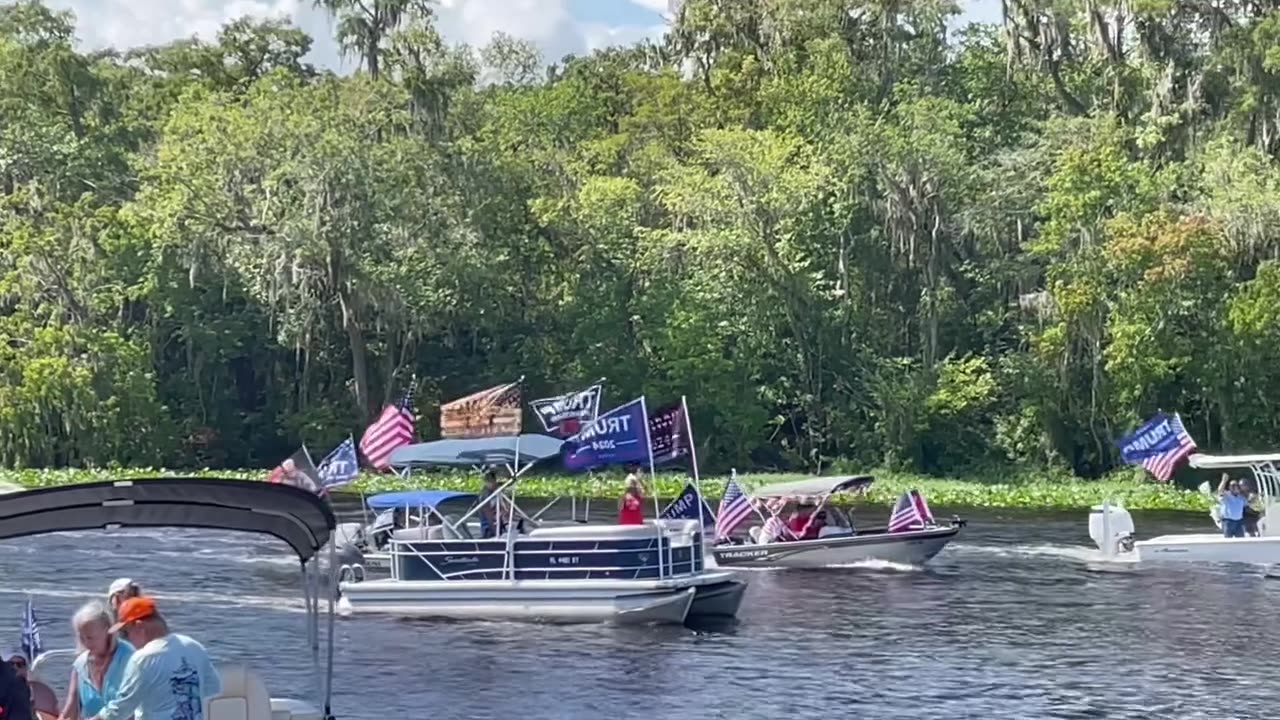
[{"left": 109, "top": 596, "right": 157, "bottom": 634}]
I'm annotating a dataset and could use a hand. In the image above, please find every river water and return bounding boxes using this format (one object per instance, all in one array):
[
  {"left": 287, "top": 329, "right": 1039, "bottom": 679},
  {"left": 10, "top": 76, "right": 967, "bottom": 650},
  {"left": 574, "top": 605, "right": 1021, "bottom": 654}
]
[{"left": 1, "top": 501, "right": 1276, "bottom": 720}]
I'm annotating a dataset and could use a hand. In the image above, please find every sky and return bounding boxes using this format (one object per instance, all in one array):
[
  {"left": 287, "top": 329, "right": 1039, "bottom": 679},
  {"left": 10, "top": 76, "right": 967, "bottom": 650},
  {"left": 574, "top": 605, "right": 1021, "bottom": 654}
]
[{"left": 45, "top": 0, "right": 1004, "bottom": 72}]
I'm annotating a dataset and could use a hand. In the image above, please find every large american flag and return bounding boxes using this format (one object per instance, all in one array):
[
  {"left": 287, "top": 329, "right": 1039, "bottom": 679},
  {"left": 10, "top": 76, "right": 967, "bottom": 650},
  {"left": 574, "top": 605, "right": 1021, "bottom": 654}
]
[
  {"left": 1143, "top": 414, "right": 1196, "bottom": 482},
  {"left": 359, "top": 385, "right": 416, "bottom": 471},
  {"left": 888, "top": 490, "right": 934, "bottom": 533},
  {"left": 715, "top": 478, "right": 753, "bottom": 541}
]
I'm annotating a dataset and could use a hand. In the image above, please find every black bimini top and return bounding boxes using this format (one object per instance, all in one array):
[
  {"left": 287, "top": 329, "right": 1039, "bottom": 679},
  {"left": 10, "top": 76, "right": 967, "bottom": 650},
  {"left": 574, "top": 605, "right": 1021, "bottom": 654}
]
[{"left": 0, "top": 478, "right": 336, "bottom": 563}]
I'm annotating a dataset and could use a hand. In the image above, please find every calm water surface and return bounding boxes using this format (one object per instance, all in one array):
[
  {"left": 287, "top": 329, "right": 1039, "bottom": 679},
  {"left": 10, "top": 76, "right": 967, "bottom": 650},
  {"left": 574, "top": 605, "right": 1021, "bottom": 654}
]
[{"left": 1, "top": 501, "right": 1275, "bottom": 720}]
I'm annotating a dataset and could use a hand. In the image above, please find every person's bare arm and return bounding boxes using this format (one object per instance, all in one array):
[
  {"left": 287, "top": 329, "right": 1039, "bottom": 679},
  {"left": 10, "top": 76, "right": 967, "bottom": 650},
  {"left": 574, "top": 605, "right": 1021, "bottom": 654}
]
[
  {"left": 58, "top": 668, "right": 80, "bottom": 720},
  {"left": 1218, "top": 473, "right": 1230, "bottom": 494}
]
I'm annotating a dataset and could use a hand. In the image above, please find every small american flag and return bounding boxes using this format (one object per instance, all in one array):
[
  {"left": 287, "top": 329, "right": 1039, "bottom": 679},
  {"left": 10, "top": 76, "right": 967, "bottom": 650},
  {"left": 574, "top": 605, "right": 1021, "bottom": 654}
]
[
  {"left": 888, "top": 490, "right": 933, "bottom": 533},
  {"left": 360, "top": 386, "right": 416, "bottom": 471},
  {"left": 20, "top": 598, "right": 41, "bottom": 660},
  {"left": 715, "top": 477, "right": 753, "bottom": 541}
]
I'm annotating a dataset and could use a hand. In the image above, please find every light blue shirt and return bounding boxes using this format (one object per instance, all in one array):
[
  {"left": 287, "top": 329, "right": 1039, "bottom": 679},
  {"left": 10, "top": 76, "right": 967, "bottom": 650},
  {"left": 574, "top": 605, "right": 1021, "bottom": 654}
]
[
  {"left": 98, "top": 633, "right": 221, "bottom": 720},
  {"left": 74, "top": 639, "right": 135, "bottom": 718},
  {"left": 1221, "top": 493, "right": 1248, "bottom": 521}
]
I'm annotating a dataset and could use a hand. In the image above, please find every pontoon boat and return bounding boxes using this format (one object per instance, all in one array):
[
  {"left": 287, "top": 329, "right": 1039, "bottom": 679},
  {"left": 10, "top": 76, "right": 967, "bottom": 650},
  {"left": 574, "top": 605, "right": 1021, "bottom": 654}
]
[
  {"left": 711, "top": 476, "right": 963, "bottom": 568},
  {"left": 0, "top": 478, "right": 340, "bottom": 720},
  {"left": 337, "top": 435, "right": 746, "bottom": 624},
  {"left": 1090, "top": 453, "right": 1280, "bottom": 566},
  {"left": 332, "top": 490, "right": 484, "bottom": 575}
]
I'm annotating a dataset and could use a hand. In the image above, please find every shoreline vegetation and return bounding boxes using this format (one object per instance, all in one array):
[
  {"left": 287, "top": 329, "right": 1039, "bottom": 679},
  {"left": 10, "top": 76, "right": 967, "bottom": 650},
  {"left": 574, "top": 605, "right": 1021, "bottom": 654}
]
[{"left": 0, "top": 468, "right": 1210, "bottom": 512}]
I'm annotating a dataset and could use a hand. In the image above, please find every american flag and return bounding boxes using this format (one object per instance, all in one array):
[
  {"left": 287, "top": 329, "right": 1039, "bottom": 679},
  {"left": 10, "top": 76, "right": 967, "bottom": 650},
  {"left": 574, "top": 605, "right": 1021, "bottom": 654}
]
[
  {"left": 1143, "top": 414, "right": 1196, "bottom": 482},
  {"left": 20, "top": 598, "right": 41, "bottom": 660},
  {"left": 360, "top": 386, "right": 416, "bottom": 471},
  {"left": 715, "top": 477, "right": 753, "bottom": 541},
  {"left": 888, "top": 490, "right": 934, "bottom": 533},
  {"left": 1116, "top": 412, "right": 1197, "bottom": 483}
]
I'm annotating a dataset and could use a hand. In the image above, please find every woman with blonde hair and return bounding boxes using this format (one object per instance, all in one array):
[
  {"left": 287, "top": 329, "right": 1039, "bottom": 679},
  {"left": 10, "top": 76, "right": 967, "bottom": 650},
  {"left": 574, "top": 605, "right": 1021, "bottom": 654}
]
[{"left": 58, "top": 601, "right": 134, "bottom": 720}]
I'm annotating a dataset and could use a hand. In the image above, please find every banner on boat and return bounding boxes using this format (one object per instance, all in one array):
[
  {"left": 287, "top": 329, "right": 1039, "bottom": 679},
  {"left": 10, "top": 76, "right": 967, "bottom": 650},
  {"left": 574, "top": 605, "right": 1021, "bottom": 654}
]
[
  {"left": 1116, "top": 412, "right": 1197, "bottom": 482},
  {"left": 440, "top": 380, "right": 523, "bottom": 439},
  {"left": 562, "top": 398, "right": 651, "bottom": 471},
  {"left": 268, "top": 446, "right": 324, "bottom": 494},
  {"left": 659, "top": 482, "right": 715, "bottom": 527},
  {"left": 648, "top": 400, "right": 691, "bottom": 464},
  {"left": 530, "top": 382, "right": 603, "bottom": 437}
]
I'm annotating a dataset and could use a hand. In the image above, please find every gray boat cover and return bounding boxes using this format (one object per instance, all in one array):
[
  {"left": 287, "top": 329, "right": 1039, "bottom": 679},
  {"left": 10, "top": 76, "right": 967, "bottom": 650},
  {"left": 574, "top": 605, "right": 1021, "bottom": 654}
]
[
  {"left": 387, "top": 434, "right": 565, "bottom": 469},
  {"left": 0, "top": 478, "right": 335, "bottom": 562}
]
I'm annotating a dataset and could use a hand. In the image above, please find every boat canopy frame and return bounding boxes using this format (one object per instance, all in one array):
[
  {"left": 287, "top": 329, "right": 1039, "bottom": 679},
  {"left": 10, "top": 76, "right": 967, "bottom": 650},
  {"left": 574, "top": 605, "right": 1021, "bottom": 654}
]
[
  {"left": 0, "top": 478, "right": 340, "bottom": 719},
  {"left": 1189, "top": 453, "right": 1280, "bottom": 505}
]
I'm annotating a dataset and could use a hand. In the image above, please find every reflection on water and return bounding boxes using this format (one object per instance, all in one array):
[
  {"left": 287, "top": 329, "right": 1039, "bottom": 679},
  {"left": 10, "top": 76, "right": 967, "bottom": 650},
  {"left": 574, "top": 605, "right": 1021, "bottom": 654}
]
[{"left": 1, "top": 502, "right": 1278, "bottom": 719}]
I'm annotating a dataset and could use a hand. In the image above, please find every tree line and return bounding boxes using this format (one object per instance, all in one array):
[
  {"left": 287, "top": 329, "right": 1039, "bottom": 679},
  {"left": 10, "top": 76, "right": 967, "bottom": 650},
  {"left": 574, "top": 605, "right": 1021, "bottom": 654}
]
[{"left": 2, "top": 0, "right": 1280, "bottom": 477}]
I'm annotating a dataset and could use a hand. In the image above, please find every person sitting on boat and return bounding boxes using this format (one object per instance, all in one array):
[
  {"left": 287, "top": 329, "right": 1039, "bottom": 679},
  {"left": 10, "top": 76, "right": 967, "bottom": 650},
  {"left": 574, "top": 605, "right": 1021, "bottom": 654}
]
[
  {"left": 88, "top": 597, "right": 221, "bottom": 720},
  {"left": 0, "top": 651, "right": 34, "bottom": 720},
  {"left": 60, "top": 601, "right": 134, "bottom": 720},
  {"left": 618, "top": 466, "right": 646, "bottom": 525},
  {"left": 1241, "top": 479, "right": 1262, "bottom": 537},
  {"left": 1218, "top": 475, "right": 1248, "bottom": 539},
  {"left": 3, "top": 651, "right": 57, "bottom": 719},
  {"left": 105, "top": 579, "right": 141, "bottom": 619}
]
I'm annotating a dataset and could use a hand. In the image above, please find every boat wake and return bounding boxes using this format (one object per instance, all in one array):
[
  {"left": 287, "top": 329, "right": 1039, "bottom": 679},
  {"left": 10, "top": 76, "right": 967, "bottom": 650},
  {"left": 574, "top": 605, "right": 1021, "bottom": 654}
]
[
  {"left": 821, "top": 558, "right": 922, "bottom": 572},
  {"left": 954, "top": 542, "right": 1138, "bottom": 567}
]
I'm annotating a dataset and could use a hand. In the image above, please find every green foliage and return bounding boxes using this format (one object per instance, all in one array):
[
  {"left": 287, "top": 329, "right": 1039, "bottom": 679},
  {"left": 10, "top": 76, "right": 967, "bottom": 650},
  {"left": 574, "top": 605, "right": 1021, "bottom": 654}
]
[{"left": 3, "top": 0, "right": 1280, "bottom": 487}]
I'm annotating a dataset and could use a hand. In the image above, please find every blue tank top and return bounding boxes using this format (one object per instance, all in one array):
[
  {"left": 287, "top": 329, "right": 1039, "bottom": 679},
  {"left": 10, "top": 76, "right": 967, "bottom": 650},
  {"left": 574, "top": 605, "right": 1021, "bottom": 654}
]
[{"left": 74, "top": 639, "right": 134, "bottom": 717}]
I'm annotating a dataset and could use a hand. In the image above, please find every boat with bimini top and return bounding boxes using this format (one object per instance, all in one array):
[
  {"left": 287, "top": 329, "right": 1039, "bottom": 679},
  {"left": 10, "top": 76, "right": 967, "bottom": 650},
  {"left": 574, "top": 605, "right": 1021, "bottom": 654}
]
[
  {"left": 711, "top": 474, "right": 964, "bottom": 568},
  {"left": 336, "top": 433, "right": 746, "bottom": 624},
  {"left": 0, "top": 477, "right": 340, "bottom": 720}
]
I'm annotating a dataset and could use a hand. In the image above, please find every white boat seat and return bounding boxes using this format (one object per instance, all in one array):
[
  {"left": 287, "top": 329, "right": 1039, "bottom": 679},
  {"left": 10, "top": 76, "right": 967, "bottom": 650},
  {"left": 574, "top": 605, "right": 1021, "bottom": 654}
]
[
  {"left": 390, "top": 526, "right": 432, "bottom": 542},
  {"left": 819, "top": 526, "right": 853, "bottom": 538},
  {"left": 748, "top": 526, "right": 762, "bottom": 544},
  {"left": 205, "top": 663, "right": 273, "bottom": 720}
]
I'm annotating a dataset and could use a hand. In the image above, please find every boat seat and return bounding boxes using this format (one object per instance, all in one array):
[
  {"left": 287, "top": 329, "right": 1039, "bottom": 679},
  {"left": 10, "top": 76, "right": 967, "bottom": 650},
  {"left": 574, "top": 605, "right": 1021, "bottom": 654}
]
[
  {"left": 205, "top": 663, "right": 273, "bottom": 720},
  {"left": 748, "top": 526, "right": 762, "bottom": 544},
  {"left": 819, "top": 526, "right": 853, "bottom": 538},
  {"left": 390, "top": 526, "right": 432, "bottom": 542},
  {"left": 440, "top": 514, "right": 472, "bottom": 539}
]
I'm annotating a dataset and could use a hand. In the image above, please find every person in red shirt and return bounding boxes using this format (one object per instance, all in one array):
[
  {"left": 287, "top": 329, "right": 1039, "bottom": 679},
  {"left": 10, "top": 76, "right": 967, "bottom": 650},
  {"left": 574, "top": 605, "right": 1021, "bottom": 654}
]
[{"left": 617, "top": 465, "right": 646, "bottom": 525}]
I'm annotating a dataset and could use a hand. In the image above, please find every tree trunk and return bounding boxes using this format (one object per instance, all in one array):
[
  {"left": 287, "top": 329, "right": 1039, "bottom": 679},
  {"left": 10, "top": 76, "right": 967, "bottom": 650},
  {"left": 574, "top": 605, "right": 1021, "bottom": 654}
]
[{"left": 338, "top": 286, "right": 372, "bottom": 421}]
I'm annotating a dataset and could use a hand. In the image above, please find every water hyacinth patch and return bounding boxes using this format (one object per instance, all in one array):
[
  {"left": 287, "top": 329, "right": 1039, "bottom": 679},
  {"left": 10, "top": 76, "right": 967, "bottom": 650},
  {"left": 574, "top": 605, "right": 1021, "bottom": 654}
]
[{"left": 0, "top": 467, "right": 1208, "bottom": 512}]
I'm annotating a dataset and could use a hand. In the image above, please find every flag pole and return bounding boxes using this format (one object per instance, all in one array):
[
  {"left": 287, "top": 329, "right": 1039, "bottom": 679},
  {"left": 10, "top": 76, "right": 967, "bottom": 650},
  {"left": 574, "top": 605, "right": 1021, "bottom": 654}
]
[
  {"left": 640, "top": 395, "right": 665, "bottom": 578},
  {"left": 680, "top": 395, "right": 706, "bottom": 531}
]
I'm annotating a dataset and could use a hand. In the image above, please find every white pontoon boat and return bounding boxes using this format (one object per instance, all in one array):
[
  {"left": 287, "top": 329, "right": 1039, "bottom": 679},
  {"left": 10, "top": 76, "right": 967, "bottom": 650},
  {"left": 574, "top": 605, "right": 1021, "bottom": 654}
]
[
  {"left": 0, "top": 478, "right": 340, "bottom": 720},
  {"left": 337, "top": 435, "right": 746, "bottom": 624},
  {"left": 711, "top": 475, "right": 964, "bottom": 568},
  {"left": 1090, "top": 453, "right": 1280, "bottom": 566}
]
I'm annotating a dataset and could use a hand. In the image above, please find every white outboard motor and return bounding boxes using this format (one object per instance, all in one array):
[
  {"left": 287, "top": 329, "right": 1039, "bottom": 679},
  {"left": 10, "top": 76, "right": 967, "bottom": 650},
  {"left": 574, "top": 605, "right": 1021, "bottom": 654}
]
[{"left": 1089, "top": 499, "right": 1136, "bottom": 558}]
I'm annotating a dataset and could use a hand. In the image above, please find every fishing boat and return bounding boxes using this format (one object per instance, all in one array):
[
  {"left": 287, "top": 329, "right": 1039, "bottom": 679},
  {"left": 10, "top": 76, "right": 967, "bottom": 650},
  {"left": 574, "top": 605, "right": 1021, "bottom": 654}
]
[
  {"left": 336, "top": 434, "right": 746, "bottom": 624},
  {"left": 1090, "top": 453, "right": 1280, "bottom": 566},
  {"left": 711, "top": 475, "right": 963, "bottom": 568},
  {"left": 1, "top": 477, "right": 340, "bottom": 720}
]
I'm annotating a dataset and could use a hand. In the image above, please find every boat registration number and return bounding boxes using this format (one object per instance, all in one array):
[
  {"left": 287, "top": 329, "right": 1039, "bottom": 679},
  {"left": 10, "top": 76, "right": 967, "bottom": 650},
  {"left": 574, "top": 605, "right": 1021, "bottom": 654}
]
[{"left": 549, "top": 555, "right": 581, "bottom": 565}]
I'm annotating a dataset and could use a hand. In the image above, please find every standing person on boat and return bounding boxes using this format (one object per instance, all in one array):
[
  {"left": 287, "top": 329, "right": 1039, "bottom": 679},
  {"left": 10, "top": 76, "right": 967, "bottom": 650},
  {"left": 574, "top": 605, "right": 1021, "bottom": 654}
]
[
  {"left": 105, "top": 580, "right": 140, "bottom": 619},
  {"left": 478, "top": 469, "right": 501, "bottom": 538},
  {"left": 1218, "top": 474, "right": 1248, "bottom": 539},
  {"left": 0, "top": 651, "right": 33, "bottom": 720},
  {"left": 1241, "top": 479, "right": 1262, "bottom": 537},
  {"left": 87, "top": 597, "right": 221, "bottom": 720},
  {"left": 59, "top": 602, "right": 134, "bottom": 720},
  {"left": 617, "top": 464, "right": 646, "bottom": 525}
]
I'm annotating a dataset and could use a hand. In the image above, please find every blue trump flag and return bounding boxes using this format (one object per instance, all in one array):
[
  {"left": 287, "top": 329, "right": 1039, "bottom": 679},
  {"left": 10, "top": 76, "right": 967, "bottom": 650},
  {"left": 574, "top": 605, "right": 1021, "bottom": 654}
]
[
  {"left": 563, "top": 398, "right": 652, "bottom": 471},
  {"left": 1115, "top": 412, "right": 1197, "bottom": 483},
  {"left": 318, "top": 436, "right": 359, "bottom": 491},
  {"left": 659, "top": 482, "right": 715, "bottom": 527}
]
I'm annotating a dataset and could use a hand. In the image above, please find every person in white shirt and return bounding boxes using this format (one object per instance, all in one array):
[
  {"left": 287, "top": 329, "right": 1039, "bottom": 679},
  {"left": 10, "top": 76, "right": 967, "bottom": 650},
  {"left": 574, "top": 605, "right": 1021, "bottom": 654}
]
[{"left": 90, "top": 597, "right": 221, "bottom": 720}]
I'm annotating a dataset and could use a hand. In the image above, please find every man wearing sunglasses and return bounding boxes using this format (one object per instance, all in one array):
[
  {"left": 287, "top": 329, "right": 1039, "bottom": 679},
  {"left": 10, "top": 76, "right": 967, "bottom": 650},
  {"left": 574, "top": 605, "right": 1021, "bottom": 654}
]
[
  {"left": 2, "top": 652, "right": 55, "bottom": 719},
  {"left": 0, "top": 651, "right": 33, "bottom": 720}
]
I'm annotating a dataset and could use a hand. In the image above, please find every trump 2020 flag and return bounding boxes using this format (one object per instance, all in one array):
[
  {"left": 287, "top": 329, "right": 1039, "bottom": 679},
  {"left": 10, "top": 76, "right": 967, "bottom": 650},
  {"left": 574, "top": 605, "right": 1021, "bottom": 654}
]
[
  {"left": 318, "top": 437, "right": 359, "bottom": 491},
  {"left": 1116, "top": 412, "right": 1197, "bottom": 483},
  {"left": 658, "top": 482, "right": 716, "bottom": 528},
  {"left": 562, "top": 398, "right": 651, "bottom": 471},
  {"left": 530, "top": 382, "right": 603, "bottom": 438}
]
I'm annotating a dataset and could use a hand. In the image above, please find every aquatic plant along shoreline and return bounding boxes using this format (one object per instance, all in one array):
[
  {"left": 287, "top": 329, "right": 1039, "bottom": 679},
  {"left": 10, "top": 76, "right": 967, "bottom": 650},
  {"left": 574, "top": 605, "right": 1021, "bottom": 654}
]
[{"left": 0, "top": 467, "right": 1207, "bottom": 512}]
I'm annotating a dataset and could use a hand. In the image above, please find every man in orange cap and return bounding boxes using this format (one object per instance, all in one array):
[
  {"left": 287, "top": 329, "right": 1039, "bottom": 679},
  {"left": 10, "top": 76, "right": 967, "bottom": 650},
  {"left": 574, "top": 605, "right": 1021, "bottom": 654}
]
[{"left": 89, "top": 597, "right": 221, "bottom": 720}]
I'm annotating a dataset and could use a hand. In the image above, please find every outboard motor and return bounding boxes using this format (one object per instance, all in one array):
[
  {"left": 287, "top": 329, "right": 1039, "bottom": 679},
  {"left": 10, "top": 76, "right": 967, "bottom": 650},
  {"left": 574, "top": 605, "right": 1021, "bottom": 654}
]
[{"left": 1089, "top": 500, "right": 1136, "bottom": 558}]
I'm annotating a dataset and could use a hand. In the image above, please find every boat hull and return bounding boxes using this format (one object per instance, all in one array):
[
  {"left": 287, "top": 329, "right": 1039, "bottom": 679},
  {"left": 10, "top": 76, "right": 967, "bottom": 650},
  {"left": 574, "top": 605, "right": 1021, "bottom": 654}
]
[
  {"left": 711, "top": 526, "right": 959, "bottom": 568},
  {"left": 337, "top": 573, "right": 739, "bottom": 625},
  {"left": 1134, "top": 534, "right": 1280, "bottom": 565}
]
